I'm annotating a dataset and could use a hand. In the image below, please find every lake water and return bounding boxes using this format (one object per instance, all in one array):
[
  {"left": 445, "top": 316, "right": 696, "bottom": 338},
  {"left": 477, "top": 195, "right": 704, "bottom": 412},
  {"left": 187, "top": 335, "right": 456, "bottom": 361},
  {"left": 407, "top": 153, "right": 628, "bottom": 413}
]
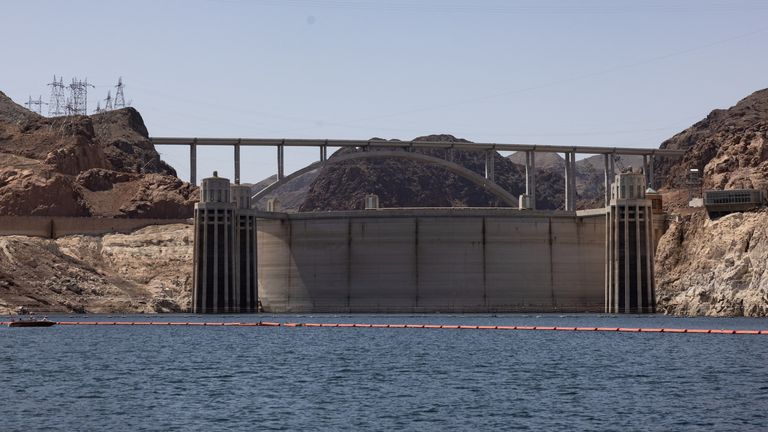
[{"left": 2, "top": 314, "right": 767, "bottom": 431}]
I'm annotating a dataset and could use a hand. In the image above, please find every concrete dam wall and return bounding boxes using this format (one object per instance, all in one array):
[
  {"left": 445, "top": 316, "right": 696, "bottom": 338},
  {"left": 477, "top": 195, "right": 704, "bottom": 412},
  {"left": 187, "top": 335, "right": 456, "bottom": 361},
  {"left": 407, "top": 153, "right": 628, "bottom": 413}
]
[{"left": 257, "top": 209, "right": 606, "bottom": 313}]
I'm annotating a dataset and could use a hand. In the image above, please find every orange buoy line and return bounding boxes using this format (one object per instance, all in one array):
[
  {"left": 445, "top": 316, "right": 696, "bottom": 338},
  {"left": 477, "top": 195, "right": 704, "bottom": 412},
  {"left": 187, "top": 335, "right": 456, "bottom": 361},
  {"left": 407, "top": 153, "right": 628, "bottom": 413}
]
[{"left": 2, "top": 321, "right": 767, "bottom": 334}]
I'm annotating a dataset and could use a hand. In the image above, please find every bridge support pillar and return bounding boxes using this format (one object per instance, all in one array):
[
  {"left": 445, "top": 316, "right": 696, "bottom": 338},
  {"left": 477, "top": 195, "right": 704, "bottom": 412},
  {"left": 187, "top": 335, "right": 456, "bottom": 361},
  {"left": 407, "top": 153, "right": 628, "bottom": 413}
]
[
  {"left": 648, "top": 155, "right": 655, "bottom": 189},
  {"left": 234, "top": 142, "right": 241, "bottom": 184},
  {"left": 603, "top": 154, "right": 610, "bottom": 206},
  {"left": 277, "top": 144, "right": 285, "bottom": 180},
  {"left": 643, "top": 155, "right": 649, "bottom": 187},
  {"left": 190, "top": 141, "right": 197, "bottom": 185},
  {"left": 485, "top": 150, "right": 495, "bottom": 181},
  {"left": 564, "top": 152, "right": 576, "bottom": 211},
  {"left": 320, "top": 145, "right": 327, "bottom": 162},
  {"left": 525, "top": 151, "right": 536, "bottom": 209}
]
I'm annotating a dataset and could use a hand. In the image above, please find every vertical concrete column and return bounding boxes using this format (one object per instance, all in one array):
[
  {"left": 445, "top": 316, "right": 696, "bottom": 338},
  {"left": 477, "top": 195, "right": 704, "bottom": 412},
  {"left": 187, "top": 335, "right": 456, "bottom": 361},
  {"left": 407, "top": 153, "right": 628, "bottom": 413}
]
[
  {"left": 234, "top": 141, "right": 241, "bottom": 184},
  {"left": 485, "top": 150, "right": 494, "bottom": 181},
  {"left": 603, "top": 154, "right": 611, "bottom": 206},
  {"left": 648, "top": 154, "right": 655, "bottom": 189},
  {"left": 525, "top": 151, "right": 537, "bottom": 209},
  {"left": 277, "top": 143, "right": 285, "bottom": 180},
  {"left": 201, "top": 208, "right": 207, "bottom": 312},
  {"left": 643, "top": 155, "right": 649, "bottom": 187},
  {"left": 525, "top": 151, "right": 532, "bottom": 196},
  {"left": 564, "top": 152, "right": 576, "bottom": 211},
  {"left": 190, "top": 140, "right": 197, "bottom": 185},
  {"left": 635, "top": 204, "right": 642, "bottom": 311},
  {"left": 570, "top": 153, "right": 577, "bottom": 210},
  {"left": 530, "top": 151, "right": 536, "bottom": 208},
  {"left": 645, "top": 210, "right": 655, "bottom": 312},
  {"left": 320, "top": 145, "right": 327, "bottom": 162},
  {"left": 609, "top": 153, "right": 615, "bottom": 185},
  {"left": 623, "top": 204, "right": 630, "bottom": 312},
  {"left": 564, "top": 152, "right": 571, "bottom": 211},
  {"left": 613, "top": 203, "right": 619, "bottom": 312}
]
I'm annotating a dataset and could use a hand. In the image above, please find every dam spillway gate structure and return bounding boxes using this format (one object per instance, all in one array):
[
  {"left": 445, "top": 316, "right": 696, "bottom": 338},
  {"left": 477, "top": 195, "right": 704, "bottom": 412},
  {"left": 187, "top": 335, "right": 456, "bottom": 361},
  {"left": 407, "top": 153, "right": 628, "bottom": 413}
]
[{"left": 192, "top": 173, "right": 660, "bottom": 314}]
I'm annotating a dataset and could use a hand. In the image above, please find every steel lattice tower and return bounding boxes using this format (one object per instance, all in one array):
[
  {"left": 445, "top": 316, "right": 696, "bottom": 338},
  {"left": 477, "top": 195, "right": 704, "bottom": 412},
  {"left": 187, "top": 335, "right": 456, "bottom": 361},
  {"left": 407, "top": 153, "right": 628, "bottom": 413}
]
[
  {"left": 47, "top": 75, "right": 66, "bottom": 116},
  {"left": 104, "top": 90, "right": 113, "bottom": 111},
  {"left": 66, "top": 78, "right": 94, "bottom": 115},
  {"left": 24, "top": 95, "right": 46, "bottom": 115},
  {"left": 114, "top": 77, "right": 126, "bottom": 108}
]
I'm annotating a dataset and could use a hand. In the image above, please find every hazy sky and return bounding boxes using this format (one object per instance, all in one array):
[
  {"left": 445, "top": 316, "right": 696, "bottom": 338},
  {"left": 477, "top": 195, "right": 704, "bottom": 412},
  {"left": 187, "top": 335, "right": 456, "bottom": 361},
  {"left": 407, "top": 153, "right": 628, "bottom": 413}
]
[{"left": 3, "top": 0, "right": 768, "bottom": 183}]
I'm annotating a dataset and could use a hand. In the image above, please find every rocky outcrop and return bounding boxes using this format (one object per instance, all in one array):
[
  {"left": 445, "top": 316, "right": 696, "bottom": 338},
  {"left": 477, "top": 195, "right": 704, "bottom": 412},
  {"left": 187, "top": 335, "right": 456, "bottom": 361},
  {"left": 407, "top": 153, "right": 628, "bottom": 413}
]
[
  {"left": 655, "top": 210, "right": 768, "bottom": 316},
  {"left": 0, "top": 166, "right": 90, "bottom": 216},
  {"left": 656, "top": 88, "right": 768, "bottom": 192},
  {"left": 0, "top": 91, "right": 195, "bottom": 218},
  {"left": 0, "top": 224, "right": 193, "bottom": 314}
]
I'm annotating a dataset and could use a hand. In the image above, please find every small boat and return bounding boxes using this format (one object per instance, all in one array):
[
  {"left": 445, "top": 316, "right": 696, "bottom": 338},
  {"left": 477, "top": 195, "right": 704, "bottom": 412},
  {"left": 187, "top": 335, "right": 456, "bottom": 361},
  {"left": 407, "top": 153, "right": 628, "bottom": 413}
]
[{"left": 7, "top": 319, "right": 57, "bottom": 328}]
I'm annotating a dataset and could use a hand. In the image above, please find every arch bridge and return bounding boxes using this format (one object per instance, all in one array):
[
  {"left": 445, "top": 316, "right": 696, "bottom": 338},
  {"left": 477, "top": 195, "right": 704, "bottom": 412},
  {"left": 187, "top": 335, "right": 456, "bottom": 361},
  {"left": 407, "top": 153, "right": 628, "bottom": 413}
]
[{"left": 150, "top": 137, "right": 685, "bottom": 210}]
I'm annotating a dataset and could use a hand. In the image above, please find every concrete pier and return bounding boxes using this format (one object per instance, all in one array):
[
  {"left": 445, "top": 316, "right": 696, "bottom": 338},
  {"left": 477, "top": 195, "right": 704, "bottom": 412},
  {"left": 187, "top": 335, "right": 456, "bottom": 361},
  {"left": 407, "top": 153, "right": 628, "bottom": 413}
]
[
  {"left": 564, "top": 152, "right": 577, "bottom": 211},
  {"left": 484, "top": 150, "right": 495, "bottom": 181},
  {"left": 525, "top": 151, "right": 536, "bottom": 209}
]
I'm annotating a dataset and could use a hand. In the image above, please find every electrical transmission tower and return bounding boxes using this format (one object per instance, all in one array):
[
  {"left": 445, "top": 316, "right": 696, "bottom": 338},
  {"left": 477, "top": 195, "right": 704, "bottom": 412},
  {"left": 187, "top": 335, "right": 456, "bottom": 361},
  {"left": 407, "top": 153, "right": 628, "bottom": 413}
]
[
  {"left": 47, "top": 75, "right": 66, "bottom": 116},
  {"left": 24, "top": 95, "right": 47, "bottom": 115},
  {"left": 114, "top": 77, "right": 127, "bottom": 108},
  {"left": 104, "top": 90, "right": 113, "bottom": 111},
  {"left": 66, "top": 77, "right": 94, "bottom": 115}
]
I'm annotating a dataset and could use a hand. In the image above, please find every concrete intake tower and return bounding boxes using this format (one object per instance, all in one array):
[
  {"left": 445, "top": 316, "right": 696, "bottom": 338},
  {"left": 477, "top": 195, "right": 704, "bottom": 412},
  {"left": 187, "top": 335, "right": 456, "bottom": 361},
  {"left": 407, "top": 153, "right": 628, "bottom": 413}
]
[{"left": 192, "top": 172, "right": 257, "bottom": 313}]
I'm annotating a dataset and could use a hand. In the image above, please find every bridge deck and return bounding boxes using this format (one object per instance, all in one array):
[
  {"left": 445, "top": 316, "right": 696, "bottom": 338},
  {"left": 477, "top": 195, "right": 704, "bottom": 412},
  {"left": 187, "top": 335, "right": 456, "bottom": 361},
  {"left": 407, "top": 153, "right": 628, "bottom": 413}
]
[{"left": 150, "top": 137, "right": 684, "bottom": 156}]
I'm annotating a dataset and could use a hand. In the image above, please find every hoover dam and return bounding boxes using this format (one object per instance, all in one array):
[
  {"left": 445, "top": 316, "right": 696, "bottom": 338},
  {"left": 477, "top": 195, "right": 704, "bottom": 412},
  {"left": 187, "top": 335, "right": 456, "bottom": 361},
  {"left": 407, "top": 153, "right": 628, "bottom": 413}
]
[
  {"left": 256, "top": 208, "right": 606, "bottom": 313},
  {"left": 185, "top": 138, "right": 673, "bottom": 314}
]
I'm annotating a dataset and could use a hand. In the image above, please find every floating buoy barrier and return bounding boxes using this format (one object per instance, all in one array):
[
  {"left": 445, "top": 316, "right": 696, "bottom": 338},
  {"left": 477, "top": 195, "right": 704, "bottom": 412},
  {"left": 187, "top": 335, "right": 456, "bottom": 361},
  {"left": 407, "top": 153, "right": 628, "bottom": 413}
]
[{"left": 2, "top": 320, "right": 767, "bottom": 334}]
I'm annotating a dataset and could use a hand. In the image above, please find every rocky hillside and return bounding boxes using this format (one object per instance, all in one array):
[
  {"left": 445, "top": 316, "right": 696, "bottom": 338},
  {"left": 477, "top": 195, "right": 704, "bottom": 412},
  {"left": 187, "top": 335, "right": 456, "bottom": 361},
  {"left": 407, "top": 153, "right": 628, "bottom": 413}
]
[
  {"left": 656, "top": 88, "right": 768, "bottom": 191},
  {"left": 0, "top": 91, "right": 196, "bottom": 218},
  {"left": 652, "top": 88, "right": 768, "bottom": 317},
  {"left": 300, "top": 134, "right": 568, "bottom": 211},
  {"left": 655, "top": 210, "right": 768, "bottom": 316},
  {"left": 0, "top": 224, "right": 193, "bottom": 314},
  {"left": 251, "top": 170, "right": 320, "bottom": 212},
  {"left": 291, "top": 136, "right": 645, "bottom": 213}
]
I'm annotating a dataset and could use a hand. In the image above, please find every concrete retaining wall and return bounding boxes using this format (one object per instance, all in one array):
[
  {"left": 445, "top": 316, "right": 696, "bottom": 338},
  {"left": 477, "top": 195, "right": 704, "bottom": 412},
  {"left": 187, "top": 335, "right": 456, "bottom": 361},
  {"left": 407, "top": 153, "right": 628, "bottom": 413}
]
[
  {"left": 257, "top": 210, "right": 606, "bottom": 313},
  {"left": 0, "top": 216, "right": 191, "bottom": 238}
]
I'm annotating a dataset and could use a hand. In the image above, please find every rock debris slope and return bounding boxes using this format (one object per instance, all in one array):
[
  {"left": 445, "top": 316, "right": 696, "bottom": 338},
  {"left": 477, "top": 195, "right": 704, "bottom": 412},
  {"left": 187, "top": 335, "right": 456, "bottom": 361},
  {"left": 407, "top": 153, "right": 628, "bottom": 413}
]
[
  {"left": 655, "top": 211, "right": 768, "bottom": 316},
  {"left": 0, "top": 224, "right": 193, "bottom": 314}
]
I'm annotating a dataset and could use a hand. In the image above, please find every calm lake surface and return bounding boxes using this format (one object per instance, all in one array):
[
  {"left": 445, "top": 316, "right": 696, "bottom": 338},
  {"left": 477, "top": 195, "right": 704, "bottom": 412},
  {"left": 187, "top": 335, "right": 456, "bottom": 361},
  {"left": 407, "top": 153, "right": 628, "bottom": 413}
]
[{"left": 2, "top": 314, "right": 767, "bottom": 431}]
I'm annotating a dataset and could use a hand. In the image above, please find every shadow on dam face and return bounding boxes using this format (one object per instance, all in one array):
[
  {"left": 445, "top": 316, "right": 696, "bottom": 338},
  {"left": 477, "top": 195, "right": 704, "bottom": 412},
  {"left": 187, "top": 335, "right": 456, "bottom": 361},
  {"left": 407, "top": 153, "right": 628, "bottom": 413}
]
[{"left": 256, "top": 208, "right": 606, "bottom": 313}]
